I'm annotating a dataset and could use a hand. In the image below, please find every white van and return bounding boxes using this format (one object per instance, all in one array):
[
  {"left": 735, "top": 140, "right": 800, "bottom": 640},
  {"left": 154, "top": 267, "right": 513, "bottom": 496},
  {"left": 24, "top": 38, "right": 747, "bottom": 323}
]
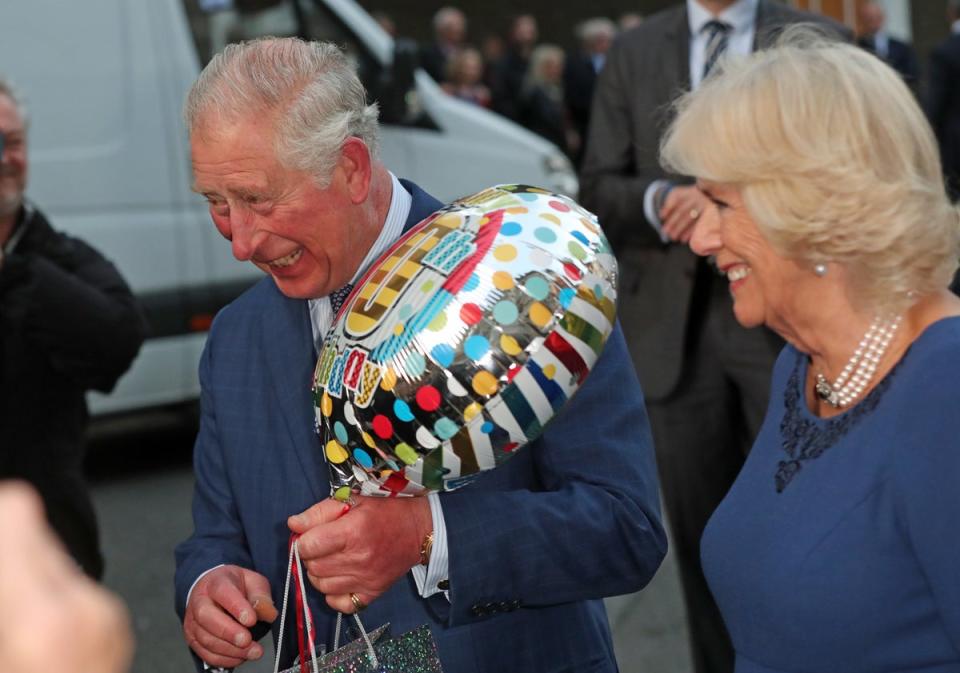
[{"left": 1, "top": 0, "right": 577, "bottom": 417}]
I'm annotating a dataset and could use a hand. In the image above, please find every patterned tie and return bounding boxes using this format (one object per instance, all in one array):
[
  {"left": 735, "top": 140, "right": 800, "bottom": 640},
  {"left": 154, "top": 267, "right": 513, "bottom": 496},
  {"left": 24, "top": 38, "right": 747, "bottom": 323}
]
[
  {"left": 702, "top": 20, "right": 733, "bottom": 80},
  {"left": 328, "top": 283, "right": 354, "bottom": 315}
]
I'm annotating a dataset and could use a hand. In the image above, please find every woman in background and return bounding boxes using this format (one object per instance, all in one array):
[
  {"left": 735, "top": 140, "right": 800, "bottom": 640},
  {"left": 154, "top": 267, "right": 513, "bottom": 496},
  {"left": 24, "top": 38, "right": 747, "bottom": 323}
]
[{"left": 661, "top": 30, "right": 960, "bottom": 672}]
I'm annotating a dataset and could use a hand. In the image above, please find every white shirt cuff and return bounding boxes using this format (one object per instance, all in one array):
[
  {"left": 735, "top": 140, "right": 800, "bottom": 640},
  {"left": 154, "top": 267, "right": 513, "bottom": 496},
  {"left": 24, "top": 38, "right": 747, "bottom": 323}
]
[
  {"left": 410, "top": 493, "right": 449, "bottom": 600},
  {"left": 186, "top": 564, "right": 224, "bottom": 614},
  {"left": 643, "top": 180, "right": 673, "bottom": 243}
]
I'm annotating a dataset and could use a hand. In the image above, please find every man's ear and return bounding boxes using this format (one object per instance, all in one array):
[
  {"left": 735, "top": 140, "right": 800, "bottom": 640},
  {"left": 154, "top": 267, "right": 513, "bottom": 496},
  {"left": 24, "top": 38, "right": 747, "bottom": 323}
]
[{"left": 339, "top": 137, "right": 372, "bottom": 204}]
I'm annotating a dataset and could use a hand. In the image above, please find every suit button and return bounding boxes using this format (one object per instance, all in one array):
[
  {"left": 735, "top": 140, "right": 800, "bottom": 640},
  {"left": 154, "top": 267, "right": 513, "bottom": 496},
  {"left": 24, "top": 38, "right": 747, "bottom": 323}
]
[
  {"left": 497, "top": 601, "right": 511, "bottom": 612},
  {"left": 510, "top": 600, "right": 521, "bottom": 610},
  {"left": 484, "top": 602, "right": 497, "bottom": 614},
  {"left": 437, "top": 579, "right": 450, "bottom": 591},
  {"left": 470, "top": 604, "right": 484, "bottom": 617}
]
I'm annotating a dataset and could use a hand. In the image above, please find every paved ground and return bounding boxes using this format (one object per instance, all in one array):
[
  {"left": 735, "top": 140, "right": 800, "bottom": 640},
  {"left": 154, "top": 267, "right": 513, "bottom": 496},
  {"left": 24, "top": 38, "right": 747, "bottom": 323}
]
[{"left": 88, "top": 422, "right": 693, "bottom": 673}]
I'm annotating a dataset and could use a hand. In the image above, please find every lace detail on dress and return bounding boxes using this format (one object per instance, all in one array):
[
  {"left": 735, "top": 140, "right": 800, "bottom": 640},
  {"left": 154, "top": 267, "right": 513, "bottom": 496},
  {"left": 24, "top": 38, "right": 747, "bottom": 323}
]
[{"left": 776, "top": 352, "right": 900, "bottom": 492}]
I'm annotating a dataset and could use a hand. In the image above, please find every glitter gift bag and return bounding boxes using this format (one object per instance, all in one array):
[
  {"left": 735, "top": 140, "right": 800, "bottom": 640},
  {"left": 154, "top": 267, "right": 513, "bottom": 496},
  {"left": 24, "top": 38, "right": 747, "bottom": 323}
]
[{"left": 275, "top": 537, "right": 444, "bottom": 673}]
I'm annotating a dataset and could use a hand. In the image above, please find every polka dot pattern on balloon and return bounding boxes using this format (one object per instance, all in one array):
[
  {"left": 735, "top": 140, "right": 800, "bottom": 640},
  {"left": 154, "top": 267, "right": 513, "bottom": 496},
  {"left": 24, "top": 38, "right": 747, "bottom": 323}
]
[
  {"left": 460, "top": 303, "right": 482, "bottom": 325},
  {"left": 500, "top": 333, "right": 522, "bottom": 355},
  {"left": 393, "top": 399, "right": 415, "bottom": 422},
  {"left": 334, "top": 421, "right": 349, "bottom": 444},
  {"left": 464, "top": 335, "right": 490, "bottom": 361},
  {"left": 353, "top": 448, "right": 373, "bottom": 469},
  {"left": 431, "top": 343, "right": 455, "bottom": 367},
  {"left": 493, "top": 300, "right": 519, "bottom": 325},
  {"left": 501, "top": 221, "right": 522, "bottom": 236},
  {"left": 395, "top": 442, "right": 419, "bottom": 465},
  {"left": 473, "top": 370, "right": 499, "bottom": 396},
  {"left": 326, "top": 440, "right": 348, "bottom": 464},
  {"left": 434, "top": 417, "right": 459, "bottom": 439},
  {"left": 524, "top": 275, "right": 550, "bottom": 300},
  {"left": 493, "top": 271, "right": 514, "bottom": 290},
  {"left": 529, "top": 301, "right": 553, "bottom": 328},
  {"left": 493, "top": 244, "right": 517, "bottom": 262},
  {"left": 416, "top": 385, "right": 442, "bottom": 412},
  {"left": 535, "top": 227, "right": 557, "bottom": 243},
  {"left": 372, "top": 414, "right": 393, "bottom": 439}
]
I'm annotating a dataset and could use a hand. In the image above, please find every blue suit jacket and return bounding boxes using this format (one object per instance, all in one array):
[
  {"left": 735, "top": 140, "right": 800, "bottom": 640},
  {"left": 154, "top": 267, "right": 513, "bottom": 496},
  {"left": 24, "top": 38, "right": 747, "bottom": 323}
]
[{"left": 174, "top": 180, "right": 666, "bottom": 672}]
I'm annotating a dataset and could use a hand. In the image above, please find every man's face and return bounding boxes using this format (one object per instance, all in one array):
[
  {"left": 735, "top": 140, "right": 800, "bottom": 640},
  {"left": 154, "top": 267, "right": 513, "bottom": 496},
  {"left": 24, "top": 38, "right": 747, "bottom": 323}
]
[
  {"left": 191, "top": 114, "right": 370, "bottom": 299},
  {"left": 0, "top": 94, "right": 27, "bottom": 218}
]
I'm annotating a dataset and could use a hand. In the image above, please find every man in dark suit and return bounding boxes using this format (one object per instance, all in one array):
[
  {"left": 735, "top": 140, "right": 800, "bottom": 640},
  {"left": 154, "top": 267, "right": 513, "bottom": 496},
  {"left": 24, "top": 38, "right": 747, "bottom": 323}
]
[
  {"left": 580, "top": 3, "right": 849, "bottom": 672},
  {"left": 928, "top": 0, "right": 960, "bottom": 200},
  {"left": 175, "top": 37, "right": 666, "bottom": 672},
  {"left": 858, "top": 1, "right": 920, "bottom": 93},
  {"left": 419, "top": 7, "right": 466, "bottom": 84}
]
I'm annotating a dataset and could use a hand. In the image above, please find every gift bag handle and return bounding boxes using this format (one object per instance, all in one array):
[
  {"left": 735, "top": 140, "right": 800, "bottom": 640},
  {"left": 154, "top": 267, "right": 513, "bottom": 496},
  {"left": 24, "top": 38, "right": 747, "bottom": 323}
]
[{"left": 273, "top": 536, "right": 379, "bottom": 673}]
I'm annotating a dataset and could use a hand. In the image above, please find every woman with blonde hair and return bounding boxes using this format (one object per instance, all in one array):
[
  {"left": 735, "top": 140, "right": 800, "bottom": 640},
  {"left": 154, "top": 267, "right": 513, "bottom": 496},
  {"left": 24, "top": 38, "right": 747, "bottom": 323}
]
[{"left": 660, "top": 28, "right": 960, "bottom": 672}]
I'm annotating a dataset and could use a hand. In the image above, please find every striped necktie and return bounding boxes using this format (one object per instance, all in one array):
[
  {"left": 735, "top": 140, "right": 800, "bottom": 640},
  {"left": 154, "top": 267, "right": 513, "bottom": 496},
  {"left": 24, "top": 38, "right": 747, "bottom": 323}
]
[
  {"left": 702, "top": 20, "right": 733, "bottom": 80},
  {"left": 328, "top": 283, "right": 354, "bottom": 316}
]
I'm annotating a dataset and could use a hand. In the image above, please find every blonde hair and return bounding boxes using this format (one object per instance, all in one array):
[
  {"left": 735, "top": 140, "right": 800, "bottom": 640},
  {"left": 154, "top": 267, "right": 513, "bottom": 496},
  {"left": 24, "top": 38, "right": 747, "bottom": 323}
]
[{"left": 661, "top": 27, "right": 960, "bottom": 313}]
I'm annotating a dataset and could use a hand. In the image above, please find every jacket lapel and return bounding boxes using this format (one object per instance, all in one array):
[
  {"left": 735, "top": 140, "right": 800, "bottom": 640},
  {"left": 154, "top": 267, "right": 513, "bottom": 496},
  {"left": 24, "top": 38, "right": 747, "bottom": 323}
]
[{"left": 261, "top": 285, "right": 327, "bottom": 502}]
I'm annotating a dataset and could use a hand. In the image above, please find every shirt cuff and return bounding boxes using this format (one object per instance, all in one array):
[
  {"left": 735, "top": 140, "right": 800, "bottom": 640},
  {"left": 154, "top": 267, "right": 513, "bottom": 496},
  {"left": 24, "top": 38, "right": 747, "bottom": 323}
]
[
  {"left": 186, "top": 564, "right": 224, "bottom": 615},
  {"left": 410, "top": 493, "right": 449, "bottom": 600},
  {"left": 643, "top": 180, "right": 673, "bottom": 243}
]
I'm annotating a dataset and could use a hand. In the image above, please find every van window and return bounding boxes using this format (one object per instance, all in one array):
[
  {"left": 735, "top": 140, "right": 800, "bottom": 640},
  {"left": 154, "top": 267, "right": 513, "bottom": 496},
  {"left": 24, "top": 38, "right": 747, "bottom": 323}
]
[{"left": 181, "top": 0, "right": 428, "bottom": 127}]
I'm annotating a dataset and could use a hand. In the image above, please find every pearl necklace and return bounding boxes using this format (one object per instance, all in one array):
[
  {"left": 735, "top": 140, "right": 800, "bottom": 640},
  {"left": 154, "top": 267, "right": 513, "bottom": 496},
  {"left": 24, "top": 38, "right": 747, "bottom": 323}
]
[{"left": 814, "top": 315, "right": 902, "bottom": 408}]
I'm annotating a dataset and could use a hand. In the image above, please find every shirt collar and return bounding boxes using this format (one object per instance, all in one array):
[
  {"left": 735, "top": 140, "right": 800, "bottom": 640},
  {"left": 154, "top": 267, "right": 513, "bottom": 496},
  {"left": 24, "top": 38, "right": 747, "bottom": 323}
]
[
  {"left": 350, "top": 171, "right": 411, "bottom": 285},
  {"left": 687, "top": 0, "right": 758, "bottom": 38}
]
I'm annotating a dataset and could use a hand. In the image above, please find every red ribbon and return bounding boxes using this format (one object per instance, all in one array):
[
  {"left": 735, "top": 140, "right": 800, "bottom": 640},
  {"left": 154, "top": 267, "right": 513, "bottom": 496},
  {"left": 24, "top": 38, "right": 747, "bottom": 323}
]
[{"left": 288, "top": 532, "right": 315, "bottom": 669}]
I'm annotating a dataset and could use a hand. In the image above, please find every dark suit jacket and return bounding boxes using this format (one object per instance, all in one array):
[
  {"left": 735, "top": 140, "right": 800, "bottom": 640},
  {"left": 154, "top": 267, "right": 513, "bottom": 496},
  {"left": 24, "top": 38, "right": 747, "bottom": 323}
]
[
  {"left": 928, "top": 33, "right": 960, "bottom": 199},
  {"left": 420, "top": 43, "right": 450, "bottom": 83},
  {"left": 858, "top": 34, "right": 920, "bottom": 92},
  {"left": 564, "top": 52, "right": 600, "bottom": 152},
  {"left": 579, "top": 1, "right": 850, "bottom": 399},
  {"left": 174, "top": 180, "right": 666, "bottom": 672}
]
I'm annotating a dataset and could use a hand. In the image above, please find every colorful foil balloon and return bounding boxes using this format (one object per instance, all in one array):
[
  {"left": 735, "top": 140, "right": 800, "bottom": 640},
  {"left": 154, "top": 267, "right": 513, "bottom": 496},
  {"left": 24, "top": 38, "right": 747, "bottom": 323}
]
[{"left": 312, "top": 184, "right": 618, "bottom": 497}]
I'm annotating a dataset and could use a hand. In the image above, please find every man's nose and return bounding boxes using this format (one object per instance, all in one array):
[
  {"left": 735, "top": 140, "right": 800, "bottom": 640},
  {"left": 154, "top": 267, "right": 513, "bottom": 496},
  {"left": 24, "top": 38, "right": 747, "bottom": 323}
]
[
  {"left": 689, "top": 206, "right": 721, "bottom": 257},
  {"left": 228, "top": 209, "right": 259, "bottom": 262}
]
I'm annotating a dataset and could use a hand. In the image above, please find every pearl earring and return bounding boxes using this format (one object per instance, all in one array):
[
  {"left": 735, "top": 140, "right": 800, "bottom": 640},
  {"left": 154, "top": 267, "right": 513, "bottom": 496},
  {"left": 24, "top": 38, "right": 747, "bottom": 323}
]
[{"left": 813, "top": 263, "right": 828, "bottom": 277}]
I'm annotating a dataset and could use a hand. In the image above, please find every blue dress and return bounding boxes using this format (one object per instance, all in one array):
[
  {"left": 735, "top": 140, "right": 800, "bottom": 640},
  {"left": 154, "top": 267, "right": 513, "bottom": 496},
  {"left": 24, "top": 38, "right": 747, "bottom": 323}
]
[{"left": 701, "top": 317, "right": 960, "bottom": 673}]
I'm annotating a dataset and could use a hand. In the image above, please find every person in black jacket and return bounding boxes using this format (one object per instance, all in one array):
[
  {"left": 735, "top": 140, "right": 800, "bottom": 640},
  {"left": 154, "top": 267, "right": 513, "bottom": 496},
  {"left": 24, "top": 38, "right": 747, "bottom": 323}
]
[{"left": 0, "top": 78, "right": 145, "bottom": 579}]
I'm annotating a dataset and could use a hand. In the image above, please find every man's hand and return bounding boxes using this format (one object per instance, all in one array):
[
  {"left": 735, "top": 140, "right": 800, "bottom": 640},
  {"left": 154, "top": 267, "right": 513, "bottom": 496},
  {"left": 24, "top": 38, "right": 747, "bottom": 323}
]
[
  {"left": 289, "top": 496, "right": 432, "bottom": 614},
  {"left": 182, "top": 565, "right": 278, "bottom": 669},
  {"left": 659, "top": 185, "right": 710, "bottom": 243},
  {"left": 0, "top": 481, "right": 133, "bottom": 673}
]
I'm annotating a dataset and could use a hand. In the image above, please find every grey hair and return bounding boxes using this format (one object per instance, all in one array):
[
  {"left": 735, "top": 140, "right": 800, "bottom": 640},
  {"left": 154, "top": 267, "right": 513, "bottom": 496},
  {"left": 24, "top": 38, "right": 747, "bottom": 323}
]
[
  {"left": 184, "top": 37, "right": 380, "bottom": 187},
  {"left": 0, "top": 76, "right": 29, "bottom": 128},
  {"left": 577, "top": 17, "right": 617, "bottom": 44},
  {"left": 433, "top": 7, "right": 465, "bottom": 33}
]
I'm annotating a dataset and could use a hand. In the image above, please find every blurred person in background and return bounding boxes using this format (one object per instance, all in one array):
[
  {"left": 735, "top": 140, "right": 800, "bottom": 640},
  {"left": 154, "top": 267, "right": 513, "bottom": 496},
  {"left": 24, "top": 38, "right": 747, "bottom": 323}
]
[
  {"left": 857, "top": 1, "right": 919, "bottom": 93},
  {"left": 372, "top": 10, "right": 398, "bottom": 38},
  {"left": 480, "top": 32, "right": 506, "bottom": 89},
  {"left": 564, "top": 17, "right": 617, "bottom": 167},
  {"left": 441, "top": 46, "right": 492, "bottom": 107},
  {"left": 927, "top": 0, "right": 960, "bottom": 200},
  {"left": 579, "top": 2, "right": 849, "bottom": 671},
  {"left": 0, "top": 481, "right": 133, "bottom": 673},
  {"left": 0, "top": 78, "right": 145, "bottom": 580},
  {"left": 662, "top": 31, "right": 960, "bottom": 672},
  {"left": 420, "top": 7, "right": 467, "bottom": 84},
  {"left": 520, "top": 45, "right": 577, "bottom": 156},
  {"left": 491, "top": 14, "right": 539, "bottom": 120},
  {"left": 619, "top": 12, "right": 645, "bottom": 31}
]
